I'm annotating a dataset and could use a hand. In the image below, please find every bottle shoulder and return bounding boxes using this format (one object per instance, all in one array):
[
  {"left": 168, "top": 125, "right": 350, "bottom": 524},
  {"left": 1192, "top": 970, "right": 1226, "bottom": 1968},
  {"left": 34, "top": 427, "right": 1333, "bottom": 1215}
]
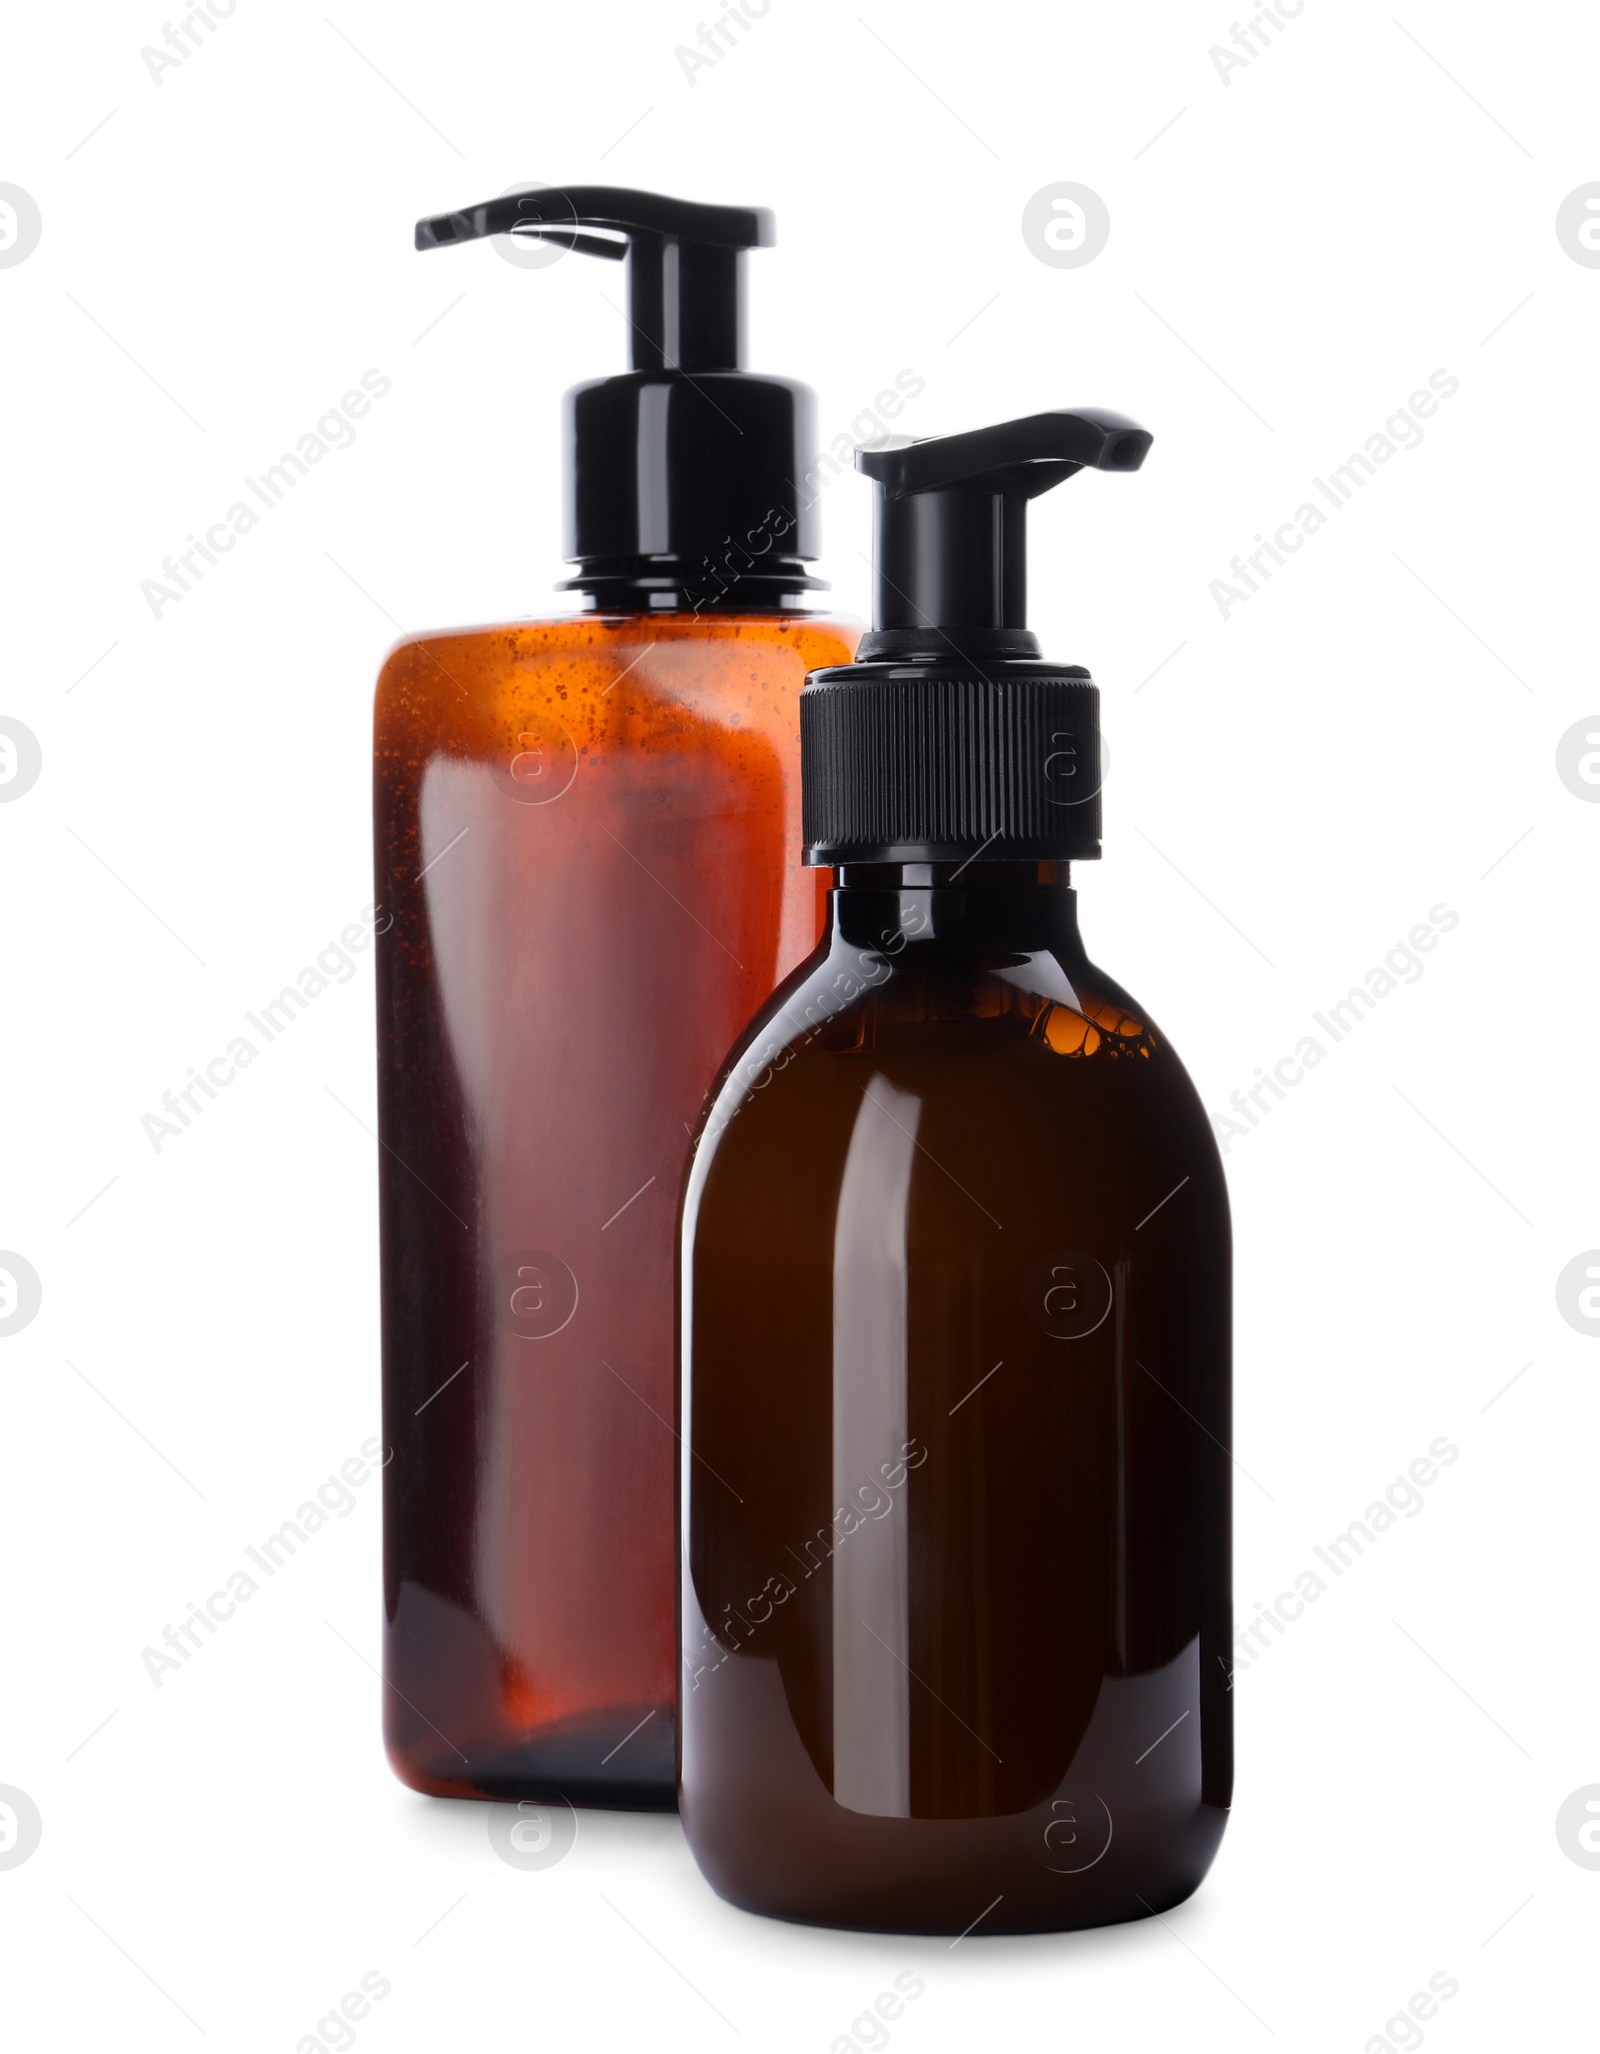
[
  {"left": 375, "top": 612, "right": 858, "bottom": 688},
  {"left": 687, "top": 937, "right": 1228, "bottom": 1249},
  {"left": 696, "top": 937, "right": 1216, "bottom": 1153},
  {"left": 373, "top": 614, "right": 859, "bottom": 752}
]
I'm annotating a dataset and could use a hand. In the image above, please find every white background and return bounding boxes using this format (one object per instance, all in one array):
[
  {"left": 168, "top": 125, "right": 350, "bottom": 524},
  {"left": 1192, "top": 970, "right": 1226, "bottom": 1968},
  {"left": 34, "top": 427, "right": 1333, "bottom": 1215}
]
[{"left": 3, "top": 0, "right": 1597, "bottom": 2047}]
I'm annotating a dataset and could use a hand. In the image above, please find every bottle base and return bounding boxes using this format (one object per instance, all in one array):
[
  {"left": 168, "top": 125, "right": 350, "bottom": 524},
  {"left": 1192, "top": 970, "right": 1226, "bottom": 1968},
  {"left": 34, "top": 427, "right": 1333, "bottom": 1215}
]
[
  {"left": 387, "top": 1705, "right": 677, "bottom": 1811},
  {"left": 679, "top": 1627, "right": 1230, "bottom": 1932},
  {"left": 383, "top": 1586, "right": 677, "bottom": 1808},
  {"left": 389, "top": 1756, "right": 678, "bottom": 1813},
  {"left": 699, "top": 1858, "right": 1216, "bottom": 1938},
  {"left": 685, "top": 1811, "right": 1226, "bottom": 1936}
]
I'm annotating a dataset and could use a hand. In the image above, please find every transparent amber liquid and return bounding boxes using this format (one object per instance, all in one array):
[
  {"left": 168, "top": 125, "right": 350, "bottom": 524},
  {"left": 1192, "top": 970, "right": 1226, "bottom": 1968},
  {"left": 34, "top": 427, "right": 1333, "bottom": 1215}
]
[
  {"left": 682, "top": 878, "right": 1231, "bottom": 1922},
  {"left": 373, "top": 611, "right": 857, "bottom": 1804}
]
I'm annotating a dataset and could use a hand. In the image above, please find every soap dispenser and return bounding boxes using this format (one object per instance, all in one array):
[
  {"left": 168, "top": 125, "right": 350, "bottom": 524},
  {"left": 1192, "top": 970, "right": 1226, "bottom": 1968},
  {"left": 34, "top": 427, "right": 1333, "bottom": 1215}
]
[
  {"left": 373, "top": 186, "right": 856, "bottom": 1805},
  {"left": 680, "top": 411, "right": 1231, "bottom": 1929}
]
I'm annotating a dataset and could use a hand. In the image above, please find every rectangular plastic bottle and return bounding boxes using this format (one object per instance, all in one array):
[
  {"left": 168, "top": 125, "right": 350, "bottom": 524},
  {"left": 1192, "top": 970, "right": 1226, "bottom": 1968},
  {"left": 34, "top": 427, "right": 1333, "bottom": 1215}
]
[{"left": 374, "top": 186, "right": 857, "bottom": 1805}]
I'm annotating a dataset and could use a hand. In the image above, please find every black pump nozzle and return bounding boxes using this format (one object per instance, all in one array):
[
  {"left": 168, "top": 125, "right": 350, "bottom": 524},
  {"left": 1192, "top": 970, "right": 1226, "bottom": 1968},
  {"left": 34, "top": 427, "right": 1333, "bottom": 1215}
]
[
  {"left": 416, "top": 185, "right": 773, "bottom": 373},
  {"left": 799, "top": 406, "right": 1155, "bottom": 867},
  {"left": 415, "top": 184, "right": 817, "bottom": 612},
  {"left": 857, "top": 410, "right": 1152, "bottom": 651}
]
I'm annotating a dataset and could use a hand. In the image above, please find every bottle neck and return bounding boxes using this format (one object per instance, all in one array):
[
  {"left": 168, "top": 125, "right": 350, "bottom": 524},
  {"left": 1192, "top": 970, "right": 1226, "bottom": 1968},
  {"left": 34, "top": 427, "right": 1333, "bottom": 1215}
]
[
  {"left": 828, "top": 860, "right": 1084, "bottom": 956},
  {"left": 561, "top": 558, "right": 824, "bottom": 615}
]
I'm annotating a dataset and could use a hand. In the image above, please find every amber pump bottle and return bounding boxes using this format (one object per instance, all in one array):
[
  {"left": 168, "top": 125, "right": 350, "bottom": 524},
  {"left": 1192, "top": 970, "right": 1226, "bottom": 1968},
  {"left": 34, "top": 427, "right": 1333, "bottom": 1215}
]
[
  {"left": 373, "top": 186, "right": 855, "bottom": 1805},
  {"left": 681, "top": 411, "right": 1231, "bottom": 1929}
]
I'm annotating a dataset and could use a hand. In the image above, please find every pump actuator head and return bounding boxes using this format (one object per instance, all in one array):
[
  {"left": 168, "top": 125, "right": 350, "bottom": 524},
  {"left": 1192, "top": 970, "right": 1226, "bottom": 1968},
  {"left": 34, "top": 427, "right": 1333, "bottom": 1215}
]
[
  {"left": 800, "top": 408, "right": 1152, "bottom": 867},
  {"left": 856, "top": 409, "right": 1151, "bottom": 656},
  {"left": 416, "top": 184, "right": 823, "bottom": 611}
]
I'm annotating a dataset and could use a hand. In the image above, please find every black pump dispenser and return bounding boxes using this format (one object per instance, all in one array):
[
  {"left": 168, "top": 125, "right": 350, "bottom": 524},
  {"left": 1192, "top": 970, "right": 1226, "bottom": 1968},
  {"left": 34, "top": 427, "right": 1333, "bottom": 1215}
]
[
  {"left": 416, "top": 184, "right": 823, "bottom": 611},
  {"left": 800, "top": 409, "right": 1152, "bottom": 866}
]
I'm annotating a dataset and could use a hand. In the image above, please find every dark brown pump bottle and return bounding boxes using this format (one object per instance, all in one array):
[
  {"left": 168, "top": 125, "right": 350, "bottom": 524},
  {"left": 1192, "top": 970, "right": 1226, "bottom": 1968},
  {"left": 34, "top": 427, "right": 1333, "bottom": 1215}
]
[
  {"left": 681, "top": 412, "right": 1232, "bottom": 1931},
  {"left": 373, "top": 187, "right": 855, "bottom": 1806}
]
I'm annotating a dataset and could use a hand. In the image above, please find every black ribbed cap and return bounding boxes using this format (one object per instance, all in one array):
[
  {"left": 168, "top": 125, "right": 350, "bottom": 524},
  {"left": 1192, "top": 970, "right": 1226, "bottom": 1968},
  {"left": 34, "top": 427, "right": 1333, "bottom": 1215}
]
[
  {"left": 802, "top": 660, "right": 1101, "bottom": 863},
  {"left": 799, "top": 410, "right": 1149, "bottom": 867}
]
